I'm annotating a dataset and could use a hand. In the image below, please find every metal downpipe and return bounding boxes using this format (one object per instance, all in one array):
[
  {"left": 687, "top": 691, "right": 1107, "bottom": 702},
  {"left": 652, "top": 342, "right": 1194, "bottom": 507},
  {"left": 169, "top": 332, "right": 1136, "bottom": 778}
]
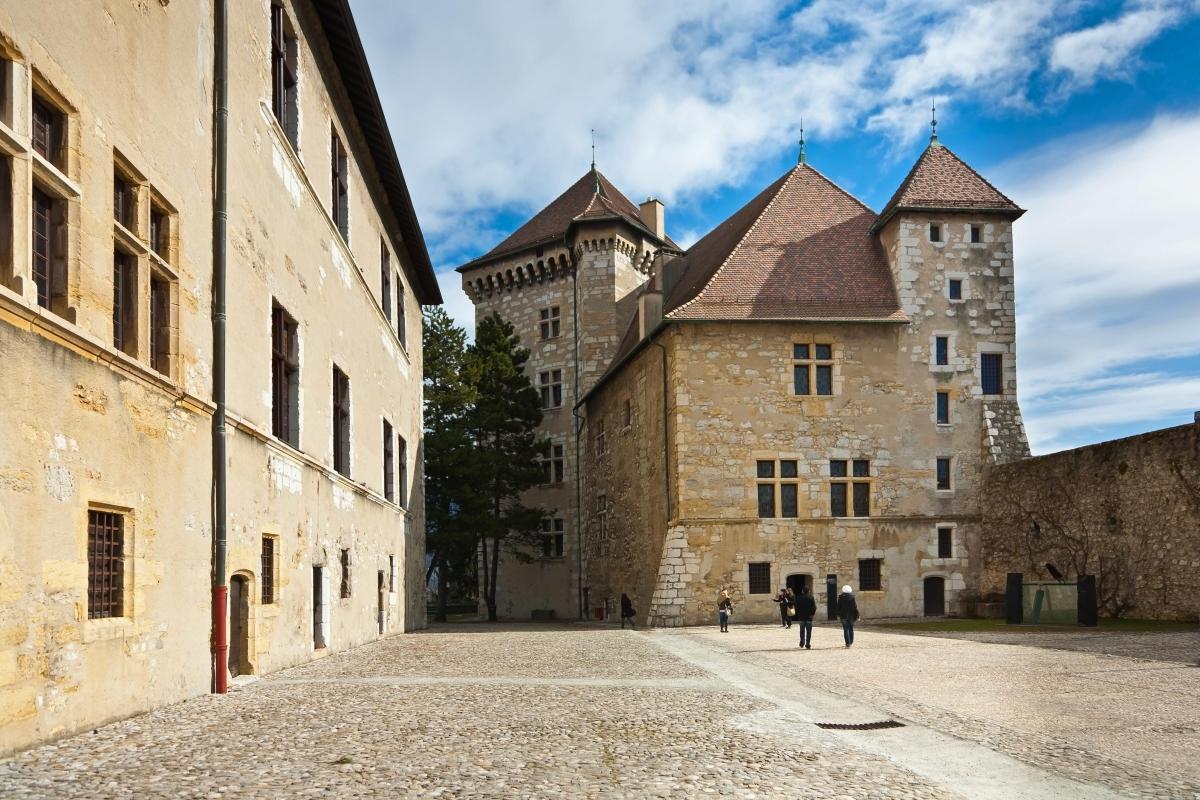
[{"left": 211, "top": 0, "right": 229, "bottom": 695}]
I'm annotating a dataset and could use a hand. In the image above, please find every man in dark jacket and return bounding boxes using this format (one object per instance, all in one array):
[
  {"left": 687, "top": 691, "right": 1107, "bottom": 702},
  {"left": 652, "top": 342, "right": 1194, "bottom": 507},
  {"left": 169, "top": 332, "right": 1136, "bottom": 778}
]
[
  {"left": 795, "top": 585, "right": 817, "bottom": 649},
  {"left": 836, "top": 585, "right": 859, "bottom": 648},
  {"left": 620, "top": 593, "right": 636, "bottom": 629}
]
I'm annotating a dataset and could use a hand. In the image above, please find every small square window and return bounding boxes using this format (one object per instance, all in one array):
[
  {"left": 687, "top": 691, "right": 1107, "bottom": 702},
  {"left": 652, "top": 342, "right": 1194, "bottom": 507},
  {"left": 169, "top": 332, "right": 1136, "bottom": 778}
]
[
  {"left": 936, "top": 457, "right": 952, "bottom": 491},
  {"left": 748, "top": 562, "right": 772, "bottom": 594},
  {"left": 929, "top": 223, "right": 941, "bottom": 243},
  {"left": 756, "top": 460, "right": 775, "bottom": 479},
  {"left": 793, "top": 343, "right": 810, "bottom": 360},
  {"left": 829, "top": 460, "right": 847, "bottom": 478},
  {"left": 814, "top": 344, "right": 832, "bottom": 360},
  {"left": 780, "top": 460, "right": 798, "bottom": 478},
  {"left": 858, "top": 558, "right": 882, "bottom": 591},
  {"left": 948, "top": 279, "right": 962, "bottom": 300},
  {"left": 935, "top": 336, "right": 949, "bottom": 366},
  {"left": 937, "top": 527, "right": 953, "bottom": 558},
  {"left": 970, "top": 225, "right": 981, "bottom": 244},
  {"left": 852, "top": 459, "right": 869, "bottom": 478},
  {"left": 936, "top": 392, "right": 950, "bottom": 425}
]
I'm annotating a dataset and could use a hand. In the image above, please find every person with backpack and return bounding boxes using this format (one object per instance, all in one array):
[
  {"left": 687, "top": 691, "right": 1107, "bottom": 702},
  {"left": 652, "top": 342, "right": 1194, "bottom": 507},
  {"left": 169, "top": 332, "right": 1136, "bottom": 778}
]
[
  {"left": 795, "top": 585, "right": 817, "bottom": 649},
  {"left": 836, "top": 584, "right": 860, "bottom": 648}
]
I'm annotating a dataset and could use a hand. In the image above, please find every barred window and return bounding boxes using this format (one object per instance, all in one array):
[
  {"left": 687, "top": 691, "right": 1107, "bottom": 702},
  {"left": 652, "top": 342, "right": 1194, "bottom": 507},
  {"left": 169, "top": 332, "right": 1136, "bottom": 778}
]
[
  {"left": 539, "top": 306, "right": 561, "bottom": 339},
  {"left": 32, "top": 186, "right": 64, "bottom": 311},
  {"left": 858, "top": 558, "right": 882, "bottom": 591},
  {"left": 149, "top": 202, "right": 169, "bottom": 259},
  {"left": 113, "top": 170, "right": 134, "bottom": 229},
  {"left": 150, "top": 274, "right": 171, "bottom": 375},
  {"left": 87, "top": 510, "right": 124, "bottom": 619},
  {"left": 748, "top": 562, "right": 771, "bottom": 594},
  {"left": 261, "top": 536, "right": 276, "bottom": 604},
  {"left": 389, "top": 555, "right": 396, "bottom": 592}
]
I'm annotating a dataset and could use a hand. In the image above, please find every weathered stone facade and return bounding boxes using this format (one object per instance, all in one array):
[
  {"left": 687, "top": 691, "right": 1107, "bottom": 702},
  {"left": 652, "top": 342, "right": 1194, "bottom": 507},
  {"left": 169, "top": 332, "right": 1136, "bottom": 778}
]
[
  {"left": 0, "top": 1, "right": 437, "bottom": 754},
  {"left": 979, "top": 420, "right": 1200, "bottom": 621}
]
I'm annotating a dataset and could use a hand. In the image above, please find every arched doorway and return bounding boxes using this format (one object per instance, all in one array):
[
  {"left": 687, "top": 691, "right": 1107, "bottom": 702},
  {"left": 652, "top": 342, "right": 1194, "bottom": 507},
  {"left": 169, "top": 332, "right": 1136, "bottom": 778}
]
[
  {"left": 786, "top": 573, "right": 812, "bottom": 597},
  {"left": 924, "top": 576, "right": 946, "bottom": 617},
  {"left": 228, "top": 575, "right": 252, "bottom": 676}
]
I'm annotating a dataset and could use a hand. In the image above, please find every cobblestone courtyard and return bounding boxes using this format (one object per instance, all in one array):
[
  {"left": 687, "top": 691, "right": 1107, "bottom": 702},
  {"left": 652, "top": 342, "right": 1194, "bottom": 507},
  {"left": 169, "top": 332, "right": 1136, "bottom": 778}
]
[{"left": 1, "top": 623, "right": 1198, "bottom": 799}]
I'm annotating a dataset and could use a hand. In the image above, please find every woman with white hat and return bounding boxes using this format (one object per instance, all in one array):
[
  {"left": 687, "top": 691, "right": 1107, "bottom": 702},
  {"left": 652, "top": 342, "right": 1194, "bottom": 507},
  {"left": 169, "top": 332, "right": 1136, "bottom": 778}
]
[{"left": 835, "top": 585, "right": 860, "bottom": 648}]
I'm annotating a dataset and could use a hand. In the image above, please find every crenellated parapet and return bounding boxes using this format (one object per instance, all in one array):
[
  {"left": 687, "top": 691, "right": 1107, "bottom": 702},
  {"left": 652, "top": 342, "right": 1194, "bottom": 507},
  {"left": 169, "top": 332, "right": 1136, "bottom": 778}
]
[{"left": 462, "top": 250, "right": 572, "bottom": 301}]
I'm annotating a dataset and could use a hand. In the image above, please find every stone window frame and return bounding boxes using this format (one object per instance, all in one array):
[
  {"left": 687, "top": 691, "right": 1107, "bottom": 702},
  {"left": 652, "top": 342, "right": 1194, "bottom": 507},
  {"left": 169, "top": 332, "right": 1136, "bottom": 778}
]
[
  {"left": 754, "top": 457, "right": 800, "bottom": 519},
  {"left": 935, "top": 389, "right": 952, "bottom": 427},
  {"left": 790, "top": 338, "right": 838, "bottom": 397},
  {"left": 945, "top": 271, "right": 969, "bottom": 303},
  {"left": 330, "top": 124, "right": 350, "bottom": 244},
  {"left": 930, "top": 330, "right": 956, "bottom": 373},
  {"left": 332, "top": 364, "right": 352, "bottom": 477},
  {"left": 928, "top": 222, "right": 942, "bottom": 244},
  {"left": 540, "top": 441, "right": 566, "bottom": 485},
  {"left": 260, "top": 533, "right": 280, "bottom": 605},
  {"left": 858, "top": 557, "right": 883, "bottom": 592},
  {"left": 82, "top": 500, "right": 138, "bottom": 641},
  {"left": 271, "top": 301, "right": 301, "bottom": 447},
  {"left": 935, "top": 524, "right": 955, "bottom": 559},
  {"left": 978, "top": 344, "right": 1008, "bottom": 397},
  {"left": 968, "top": 223, "right": 983, "bottom": 245},
  {"left": 538, "top": 368, "right": 563, "bottom": 410},
  {"left": 539, "top": 305, "right": 561, "bottom": 340},
  {"left": 829, "top": 458, "right": 871, "bottom": 518},
  {"left": 935, "top": 455, "right": 954, "bottom": 493},
  {"left": 540, "top": 517, "right": 565, "bottom": 559},
  {"left": 270, "top": 1, "right": 300, "bottom": 153},
  {"left": 339, "top": 547, "right": 352, "bottom": 599},
  {"left": 747, "top": 562, "right": 772, "bottom": 595}
]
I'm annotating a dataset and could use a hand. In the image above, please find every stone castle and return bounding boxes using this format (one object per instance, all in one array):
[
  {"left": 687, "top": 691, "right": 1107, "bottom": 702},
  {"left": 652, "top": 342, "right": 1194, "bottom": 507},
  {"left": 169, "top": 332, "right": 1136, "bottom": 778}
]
[{"left": 459, "top": 133, "right": 1032, "bottom": 625}]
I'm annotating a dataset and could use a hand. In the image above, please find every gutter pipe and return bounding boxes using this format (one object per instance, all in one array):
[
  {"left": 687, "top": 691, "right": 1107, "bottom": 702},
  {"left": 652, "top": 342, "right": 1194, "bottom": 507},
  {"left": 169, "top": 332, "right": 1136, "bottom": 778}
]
[{"left": 211, "top": 0, "right": 229, "bottom": 695}]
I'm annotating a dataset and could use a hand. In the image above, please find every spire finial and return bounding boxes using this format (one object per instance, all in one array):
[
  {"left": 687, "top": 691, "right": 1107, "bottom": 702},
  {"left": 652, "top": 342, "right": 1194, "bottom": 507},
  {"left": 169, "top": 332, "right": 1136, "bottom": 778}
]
[
  {"left": 798, "top": 118, "right": 806, "bottom": 165},
  {"left": 590, "top": 128, "right": 596, "bottom": 171},
  {"left": 930, "top": 97, "right": 939, "bottom": 145}
]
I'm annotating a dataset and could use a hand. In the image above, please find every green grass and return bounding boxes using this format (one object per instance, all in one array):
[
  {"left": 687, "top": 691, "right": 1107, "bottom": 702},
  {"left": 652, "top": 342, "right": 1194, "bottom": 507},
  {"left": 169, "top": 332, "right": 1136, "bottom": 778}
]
[{"left": 874, "top": 617, "right": 1197, "bottom": 634}]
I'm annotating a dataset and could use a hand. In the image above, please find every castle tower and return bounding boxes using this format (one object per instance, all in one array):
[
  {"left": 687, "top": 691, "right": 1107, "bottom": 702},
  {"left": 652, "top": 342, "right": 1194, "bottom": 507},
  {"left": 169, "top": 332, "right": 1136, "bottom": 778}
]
[
  {"left": 457, "top": 168, "right": 677, "bottom": 620},
  {"left": 872, "top": 135, "right": 1031, "bottom": 465}
]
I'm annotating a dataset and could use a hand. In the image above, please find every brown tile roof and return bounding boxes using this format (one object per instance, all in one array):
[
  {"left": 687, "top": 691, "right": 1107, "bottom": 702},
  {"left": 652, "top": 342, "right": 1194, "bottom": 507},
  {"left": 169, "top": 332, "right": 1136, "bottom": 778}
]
[
  {"left": 664, "top": 164, "right": 906, "bottom": 322},
  {"left": 873, "top": 141, "right": 1024, "bottom": 231},
  {"left": 458, "top": 169, "right": 678, "bottom": 271}
]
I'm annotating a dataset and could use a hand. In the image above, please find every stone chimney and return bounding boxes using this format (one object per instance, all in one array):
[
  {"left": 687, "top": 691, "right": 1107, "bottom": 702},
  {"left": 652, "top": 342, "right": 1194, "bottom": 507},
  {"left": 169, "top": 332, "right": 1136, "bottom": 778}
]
[{"left": 639, "top": 198, "right": 665, "bottom": 239}]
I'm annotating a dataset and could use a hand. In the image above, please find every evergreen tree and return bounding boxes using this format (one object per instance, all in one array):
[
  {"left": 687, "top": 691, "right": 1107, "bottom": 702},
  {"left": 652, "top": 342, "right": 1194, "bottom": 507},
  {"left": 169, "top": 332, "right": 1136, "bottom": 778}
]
[
  {"left": 465, "top": 312, "right": 546, "bottom": 621},
  {"left": 422, "top": 307, "right": 478, "bottom": 622}
]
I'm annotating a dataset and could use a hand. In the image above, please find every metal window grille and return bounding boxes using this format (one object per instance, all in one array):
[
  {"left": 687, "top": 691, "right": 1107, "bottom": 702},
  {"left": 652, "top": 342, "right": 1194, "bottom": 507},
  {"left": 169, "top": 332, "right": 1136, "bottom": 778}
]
[
  {"left": 333, "top": 367, "right": 351, "bottom": 475},
  {"left": 340, "top": 548, "right": 351, "bottom": 598},
  {"left": 261, "top": 537, "right": 276, "bottom": 604},
  {"left": 858, "top": 558, "right": 882, "bottom": 591},
  {"left": 937, "top": 527, "right": 953, "bottom": 558},
  {"left": 150, "top": 275, "right": 170, "bottom": 375},
  {"left": 383, "top": 419, "right": 395, "bottom": 502},
  {"left": 981, "top": 353, "right": 1003, "bottom": 395},
  {"left": 748, "top": 562, "right": 772, "bottom": 594},
  {"left": 32, "top": 189, "right": 53, "bottom": 308},
  {"left": 87, "top": 510, "right": 124, "bottom": 619},
  {"left": 272, "top": 304, "right": 299, "bottom": 445},
  {"left": 381, "top": 241, "right": 392, "bottom": 321}
]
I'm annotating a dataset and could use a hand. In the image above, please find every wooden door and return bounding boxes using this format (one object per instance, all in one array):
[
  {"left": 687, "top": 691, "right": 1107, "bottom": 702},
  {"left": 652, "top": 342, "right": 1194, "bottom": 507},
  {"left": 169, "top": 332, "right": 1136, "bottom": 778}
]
[{"left": 924, "top": 577, "right": 945, "bottom": 617}]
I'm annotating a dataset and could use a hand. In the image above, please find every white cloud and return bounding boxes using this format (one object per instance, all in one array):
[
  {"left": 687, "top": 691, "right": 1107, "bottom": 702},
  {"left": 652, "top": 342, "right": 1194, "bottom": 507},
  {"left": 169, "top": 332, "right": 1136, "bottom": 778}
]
[
  {"left": 1050, "top": 2, "right": 1181, "bottom": 87},
  {"left": 996, "top": 112, "right": 1200, "bottom": 452}
]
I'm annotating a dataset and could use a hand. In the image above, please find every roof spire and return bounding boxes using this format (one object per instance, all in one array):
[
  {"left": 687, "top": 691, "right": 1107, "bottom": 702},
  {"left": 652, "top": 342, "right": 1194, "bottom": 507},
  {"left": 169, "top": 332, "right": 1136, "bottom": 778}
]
[
  {"left": 798, "top": 118, "right": 806, "bottom": 165},
  {"left": 590, "top": 128, "right": 596, "bottom": 171},
  {"left": 930, "top": 97, "right": 939, "bottom": 146}
]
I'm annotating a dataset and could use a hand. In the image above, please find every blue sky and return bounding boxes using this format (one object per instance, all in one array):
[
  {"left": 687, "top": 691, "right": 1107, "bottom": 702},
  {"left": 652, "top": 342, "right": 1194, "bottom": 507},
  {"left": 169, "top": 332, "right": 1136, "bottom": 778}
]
[{"left": 349, "top": 0, "right": 1200, "bottom": 454}]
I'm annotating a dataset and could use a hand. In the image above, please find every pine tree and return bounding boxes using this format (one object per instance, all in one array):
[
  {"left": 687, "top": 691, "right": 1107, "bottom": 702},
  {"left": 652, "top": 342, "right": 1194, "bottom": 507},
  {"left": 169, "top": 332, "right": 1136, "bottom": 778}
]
[
  {"left": 465, "top": 312, "right": 546, "bottom": 621},
  {"left": 422, "top": 307, "right": 478, "bottom": 622}
]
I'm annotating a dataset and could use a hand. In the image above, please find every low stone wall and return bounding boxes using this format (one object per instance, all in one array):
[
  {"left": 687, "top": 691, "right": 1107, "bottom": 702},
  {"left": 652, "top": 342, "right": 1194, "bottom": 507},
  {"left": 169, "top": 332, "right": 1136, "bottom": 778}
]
[{"left": 979, "top": 420, "right": 1200, "bottom": 621}]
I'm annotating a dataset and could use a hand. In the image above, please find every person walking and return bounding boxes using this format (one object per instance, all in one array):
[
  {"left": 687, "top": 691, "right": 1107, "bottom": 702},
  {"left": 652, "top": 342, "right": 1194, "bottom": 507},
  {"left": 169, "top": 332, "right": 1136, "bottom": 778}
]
[
  {"left": 775, "top": 587, "right": 791, "bottom": 628},
  {"left": 795, "top": 585, "right": 817, "bottom": 649},
  {"left": 620, "top": 593, "right": 636, "bottom": 629},
  {"left": 836, "top": 585, "right": 859, "bottom": 648},
  {"left": 717, "top": 590, "right": 733, "bottom": 633}
]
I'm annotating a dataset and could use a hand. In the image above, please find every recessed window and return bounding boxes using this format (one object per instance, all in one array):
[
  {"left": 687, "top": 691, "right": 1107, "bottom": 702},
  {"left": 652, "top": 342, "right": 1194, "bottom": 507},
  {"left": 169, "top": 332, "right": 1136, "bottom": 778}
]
[
  {"left": 541, "top": 518, "right": 565, "bottom": 559},
  {"left": 332, "top": 366, "right": 351, "bottom": 476},
  {"left": 937, "top": 527, "right": 953, "bottom": 558},
  {"left": 981, "top": 353, "right": 1003, "bottom": 395},
  {"left": 339, "top": 548, "right": 351, "bottom": 598},
  {"left": 831, "top": 459, "right": 870, "bottom": 517},
  {"left": 541, "top": 443, "right": 565, "bottom": 484},
  {"left": 113, "top": 170, "right": 135, "bottom": 230},
  {"left": 595, "top": 494, "right": 609, "bottom": 556},
  {"left": 397, "top": 435, "right": 408, "bottom": 508},
  {"left": 150, "top": 273, "right": 171, "bottom": 375},
  {"left": 261, "top": 536, "right": 277, "bottom": 604},
  {"left": 936, "top": 392, "right": 950, "bottom": 425},
  {"left": 149, "top": 202, "right": 169, "bottom": 260},
  {"left": 32, "top": 186, "right": 67, "bottom": 313},
  {"left": 594, "top": 417, "right": 606, "bottom": 457},
  {"left": 929, "top": 223, "right": 941, "bottom": 243},
  {"left": 31, "top": 93, "right": 65, "bottom": 168},
  {"left": 948, "top": 279, "right": 962, "bottom": 300},
  {"left": 389, "top": 555, "right": 396, "bottom": 592},
  {"left": 271, "top": 303, "right": 300, "bottom": 446},
  {"left": 936, "top": 457, "right": 952, "bottom": 491},
  {"left": 330, "top": 128, "right": 349, "bottom": 242},
  {"left": 935, "top": 336, "right": 949, "bottom": 366},
  {"left": 793, "top": 342, "right": 833, "bottom": 396},
  {"left": 383, "top": 419, "right": 395, "bottom": 502},
  {"left": 540, "top": 306, "right": 561, "bottom": 339},
  {"left": 539, "top": 369, "right": 563, "bottom": 409},
  {"left": 756, "top": 459, "right": 799, "bottom": 518},
  {"left": 623, "top": 398, "right": 632, "bottom": 428},
  {"left": 748, "top": 562, "right": 772, "bottom": 594},
  {"left": 381, "top": 240, "right": 392, "bottom": 323},
  {"left": 858, "top": 558, "right": 882, "bottom": 591},
  {"left": 0, "top": 157, "right": 11, "bottom": 285},
  {"left": 396, "top": 279, "right": 406, "bottom": 347},
  {"left": 87, "top": 509, "right": 125, "bottom": 619},
  {"left": 970, "top": 225, "right": 981, "bottom": 244},
  {"left": 270, "top": 3, "right": 299, "bottom": 149},
  {"left": 112, "top": 251, "right": 137, "bottom": 356}
]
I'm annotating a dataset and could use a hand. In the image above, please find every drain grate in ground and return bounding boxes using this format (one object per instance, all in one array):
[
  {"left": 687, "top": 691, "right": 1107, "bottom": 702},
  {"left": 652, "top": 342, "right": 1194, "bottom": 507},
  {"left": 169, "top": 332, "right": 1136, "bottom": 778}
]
[{"left": 815, "top": 720, "right": 905, "bottom": 731}]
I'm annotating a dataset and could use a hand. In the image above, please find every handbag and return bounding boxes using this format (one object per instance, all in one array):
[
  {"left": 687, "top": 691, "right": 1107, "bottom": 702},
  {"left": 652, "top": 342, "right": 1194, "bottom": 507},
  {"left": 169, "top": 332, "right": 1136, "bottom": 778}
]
[{"left": 786, "top": 605, "right": 795, "bottom": 617}]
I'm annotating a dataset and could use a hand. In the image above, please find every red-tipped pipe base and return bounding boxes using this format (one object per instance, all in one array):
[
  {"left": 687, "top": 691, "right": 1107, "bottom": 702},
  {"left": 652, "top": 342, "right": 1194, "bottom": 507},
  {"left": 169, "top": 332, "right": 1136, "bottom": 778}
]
[{"left": 212, "top": 585, "right": 228, "bottom": 694}]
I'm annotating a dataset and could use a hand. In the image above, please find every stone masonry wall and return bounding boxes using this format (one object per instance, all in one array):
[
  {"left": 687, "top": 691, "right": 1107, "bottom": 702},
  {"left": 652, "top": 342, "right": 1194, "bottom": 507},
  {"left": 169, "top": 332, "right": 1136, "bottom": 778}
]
[{"left": 980, "top": 421, "right": 1200, "bottom": 621}]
